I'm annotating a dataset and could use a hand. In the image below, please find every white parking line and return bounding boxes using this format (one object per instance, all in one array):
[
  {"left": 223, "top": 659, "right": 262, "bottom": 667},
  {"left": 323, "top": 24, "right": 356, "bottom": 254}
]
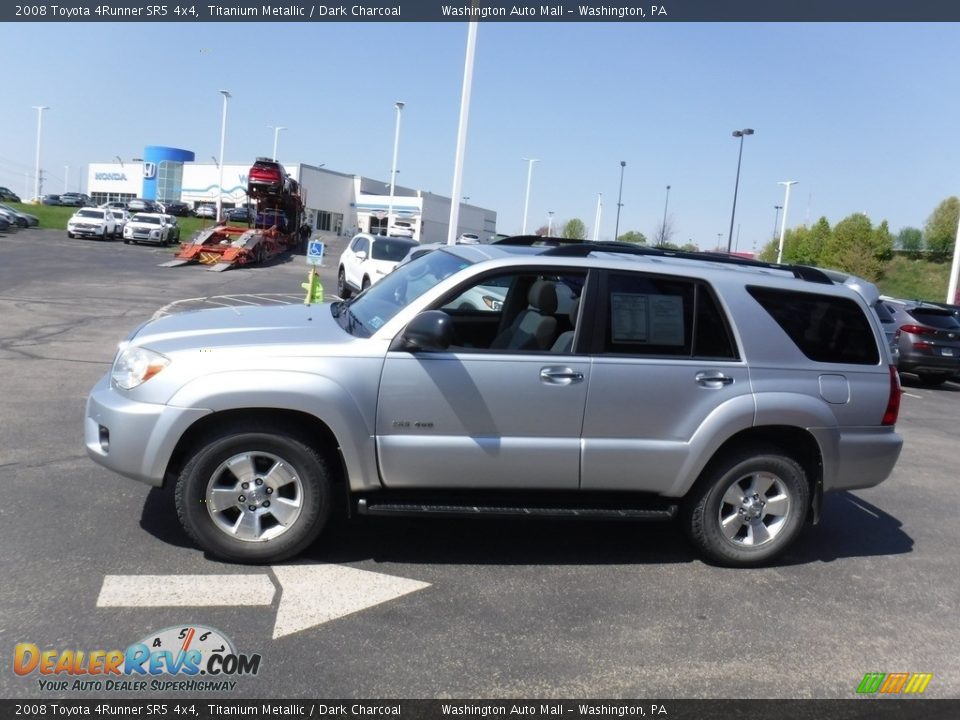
[
  {"left": 903, "top": 392, "right": 922, "bottom": 399},
  {"left": 97, "top": 574, "right": 275, "bottom": 607}
]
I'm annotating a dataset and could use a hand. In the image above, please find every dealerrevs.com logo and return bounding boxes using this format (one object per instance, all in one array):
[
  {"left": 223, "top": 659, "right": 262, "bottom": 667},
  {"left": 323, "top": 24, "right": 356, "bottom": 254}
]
[
  {"left": 856, "top": 672, "right": 933, "bottom": 695},
  {"left": 14, "top": 625, "right": 262, "bottom": 692}
]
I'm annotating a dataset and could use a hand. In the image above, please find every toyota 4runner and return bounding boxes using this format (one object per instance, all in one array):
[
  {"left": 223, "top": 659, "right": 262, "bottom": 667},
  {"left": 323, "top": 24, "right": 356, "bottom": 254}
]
[{"left": 85, "top": 239, "right": 903, "bottom": 566}]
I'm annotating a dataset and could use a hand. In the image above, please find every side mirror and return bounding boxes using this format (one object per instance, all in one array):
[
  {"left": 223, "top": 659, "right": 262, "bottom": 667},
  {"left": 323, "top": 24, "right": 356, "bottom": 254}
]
[
  {"left": 392, "top": 310, "right": 454, "bottom": 352},
  {"left": 355, "top": 250, "right": 368, "bottom": 261}
]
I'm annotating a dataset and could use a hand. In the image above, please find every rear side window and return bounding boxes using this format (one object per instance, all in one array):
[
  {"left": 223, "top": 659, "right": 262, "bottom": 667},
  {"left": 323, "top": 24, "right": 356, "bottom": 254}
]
[
  {"left": 602, "top": 273, "right": 738, "bottom": 359},
  {"left": 748, "top": 286, "right": 879, "bottom": 365}
]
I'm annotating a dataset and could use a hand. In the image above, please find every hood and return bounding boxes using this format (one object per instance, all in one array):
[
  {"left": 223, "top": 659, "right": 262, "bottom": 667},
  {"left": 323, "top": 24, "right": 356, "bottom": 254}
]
[{"left": 131, "top": 302, "right": 349, "bottom": 355}]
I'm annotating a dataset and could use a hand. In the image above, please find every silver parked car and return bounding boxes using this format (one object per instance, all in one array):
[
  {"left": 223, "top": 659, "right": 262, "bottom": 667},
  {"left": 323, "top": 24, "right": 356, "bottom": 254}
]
[{"left": 85, "top": 241, "right": 903, "bottom": 567}]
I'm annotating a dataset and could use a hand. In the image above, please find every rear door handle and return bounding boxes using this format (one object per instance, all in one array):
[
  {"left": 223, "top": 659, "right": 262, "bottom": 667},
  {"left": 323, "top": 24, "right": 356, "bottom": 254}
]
[
  {"left": 695, "top": 371, "right": 734, "bottom": 388},
  {"left": 540, "top": 367, "right": 585, "bottom": 385}
]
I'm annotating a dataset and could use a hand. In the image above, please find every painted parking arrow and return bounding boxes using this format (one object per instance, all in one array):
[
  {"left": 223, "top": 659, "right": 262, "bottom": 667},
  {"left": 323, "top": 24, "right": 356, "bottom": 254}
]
[{"left": 96, "top": 565, "right": 431, "bottom": 639}]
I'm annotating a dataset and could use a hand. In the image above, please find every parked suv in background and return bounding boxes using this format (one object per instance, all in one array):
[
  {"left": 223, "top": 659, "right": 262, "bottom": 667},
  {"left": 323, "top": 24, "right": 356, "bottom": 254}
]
[
  {"left": 122, "top": 213, "right": 171, "bottom": 246},
  {"left": 885, "top": 299, "right": 960, "bottom": 385},
  {"left": 337, "top": 233, "right": 417, "bottom": 297},
  {"left": 67, "top": 208, "right": 117, "bottom": 239},
  {"left": 247, "top": 158, "right": 290, "bottom": 196},
  {"left": 0, "top": 186, "right": 21, "bottom": 202},
  {"left": 85, "top": 239, "right": 902, "bottom": 567},
  {"left": 60, "top": 192, "right": 92, "bottom": 207}
]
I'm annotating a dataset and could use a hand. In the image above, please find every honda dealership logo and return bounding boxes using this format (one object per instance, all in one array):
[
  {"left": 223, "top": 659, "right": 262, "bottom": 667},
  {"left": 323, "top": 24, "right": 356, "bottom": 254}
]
[
  {"left": 143, "top": 162, "right": 157, "bottom": 179},
  {"left": 94, "top": 172, "right": 127, "bottom": 182}
]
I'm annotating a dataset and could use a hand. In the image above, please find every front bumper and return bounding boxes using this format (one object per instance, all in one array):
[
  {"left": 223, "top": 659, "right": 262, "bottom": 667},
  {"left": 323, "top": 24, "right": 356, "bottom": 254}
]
[
  {"left": 70, "top": 226, "right": 106, "bottom": 237},
  {"left": 85, "top": 373, "right": 210, "bottom": 486}
]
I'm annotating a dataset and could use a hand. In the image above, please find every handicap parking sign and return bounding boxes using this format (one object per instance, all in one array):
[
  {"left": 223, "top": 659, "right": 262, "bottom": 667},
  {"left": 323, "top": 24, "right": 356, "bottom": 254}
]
[{"left": 306, "top": 240, "right": 325, "bottom": 266}]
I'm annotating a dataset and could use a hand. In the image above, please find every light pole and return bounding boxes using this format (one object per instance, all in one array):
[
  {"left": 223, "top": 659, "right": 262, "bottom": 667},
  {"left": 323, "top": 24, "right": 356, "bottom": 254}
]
[
  {"left": 727, "top": 128, "right": 754, "bottom": 252},
  {"left": 520, "top": 157, "right": 539, "bottom": 234},
  {"left": 216, "top": 90, "right": 231, "bottom": 221},
  {"left": 386, "top": 101, "right": 405, "bottom": 235},
  {"left": 776, "top": 181, "right": 798, "bottom": 264},
  {"left": 772, "top": 205, "right": 783, "bottom": 240},
  {"left": 547, "top": 211, "right": 554, "bottom": 236},
  {"left": 593, "top": 193, "right": 602, "bottom": 242},
  {"left": 660, "top": 184, "right": 671, "bottom": 246},
  {"left": 614, "top": 160, "right": 626, "bottom": 241},
  {"left": 32, "top": 105, "right": 49, "bottom": 201},
  {"left": 447, "top": 22, "right": 478, "bottom": 245},
  {"left": 268, "top": 125, "right": 286, "bottom": 160},
  {"left": 64, "top": 165, "right": 69, "bottom": 193}
]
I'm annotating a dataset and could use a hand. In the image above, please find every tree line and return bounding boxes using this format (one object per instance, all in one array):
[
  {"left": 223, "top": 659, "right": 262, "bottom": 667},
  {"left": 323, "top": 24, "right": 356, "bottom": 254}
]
[{"left": 755, "top": 196, "right": 959, "bottom": 281}]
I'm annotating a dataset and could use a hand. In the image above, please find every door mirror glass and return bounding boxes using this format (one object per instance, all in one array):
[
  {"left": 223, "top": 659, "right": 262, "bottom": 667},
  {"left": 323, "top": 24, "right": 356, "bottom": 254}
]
[{"left": 393, "top": 310, "right": 454, "bottom": 352}]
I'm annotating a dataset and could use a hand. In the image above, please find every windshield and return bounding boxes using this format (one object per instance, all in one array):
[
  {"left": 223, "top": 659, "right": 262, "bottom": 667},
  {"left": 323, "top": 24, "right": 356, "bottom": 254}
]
[
  {"left": 336, "top": 249, "right": 472, "bottom": 337},
  {"left": 132, "top": 215, "right": 161, "bottom": 225},
  {"left": 371, "top": 238, "right": 416, "bottom": 261},
  {"left": 77, "top": 210, "right": 104, "bottom": 219}
]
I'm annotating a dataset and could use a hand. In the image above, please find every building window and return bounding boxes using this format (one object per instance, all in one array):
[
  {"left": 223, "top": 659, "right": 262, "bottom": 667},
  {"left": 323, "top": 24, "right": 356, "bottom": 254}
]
[
  {"left": 316, "top": 211, "right": 331, "bottom": 231},
  {"left": 156, "top": 160, "right": 184, "bottom": 202}
]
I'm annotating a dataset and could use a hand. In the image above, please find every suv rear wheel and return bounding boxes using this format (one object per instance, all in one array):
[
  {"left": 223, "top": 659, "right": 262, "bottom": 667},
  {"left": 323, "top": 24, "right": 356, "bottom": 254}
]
[
  {"left": 175, "top": 426, "right": 332, "bottom": 564},
  {"left": 337, "top": 267, "right": 351, "bottom": 299},
  {"left": 684, "top": 449, "right": 809, "bottom": 567}
]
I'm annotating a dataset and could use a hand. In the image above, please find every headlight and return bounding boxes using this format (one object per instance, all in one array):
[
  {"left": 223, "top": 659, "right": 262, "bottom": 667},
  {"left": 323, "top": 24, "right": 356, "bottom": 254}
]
[
  {"left": 151, "top": 230, "right": 160, "bottom": 238},
  {"left": 111, "top": 346, "right": 170, "bottom": 390}
]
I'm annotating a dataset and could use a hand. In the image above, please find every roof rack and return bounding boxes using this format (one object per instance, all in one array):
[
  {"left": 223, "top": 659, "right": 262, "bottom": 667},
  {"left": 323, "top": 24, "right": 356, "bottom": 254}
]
[
  {"left": 492, "top": 235, "right": 588, "bottom": 247},
  {"left": 494, "top": 237, "right": 832, "bottom": 285}
]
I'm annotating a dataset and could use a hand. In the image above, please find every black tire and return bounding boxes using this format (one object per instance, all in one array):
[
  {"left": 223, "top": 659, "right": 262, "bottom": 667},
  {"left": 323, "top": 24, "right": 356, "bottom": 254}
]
[
  {"left": 917, "top": 373, "right": 948, "bottom": 387},
  {"left": 337, "top": 268, "right": 351, "bottom": 299},
  {"left": 123, "top": 239, "right": 130, "bottom": 245},
  {"left": 17, "top": 218, "right": 27, "bottom": 228},
  {"left": 67, "top": 232, "right": 74, "bottom": 239},
  {"left": 682, "top": 448, "right": 809, "bottom": 567},
  {"left": 174, "top": 426, "right": 332, "bottom": 564}
]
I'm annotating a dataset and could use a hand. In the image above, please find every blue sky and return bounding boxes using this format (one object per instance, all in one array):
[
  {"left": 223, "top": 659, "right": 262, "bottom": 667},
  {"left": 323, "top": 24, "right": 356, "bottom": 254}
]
[{"left": 1, "top": 22, "right": 957, "bottom": 249}]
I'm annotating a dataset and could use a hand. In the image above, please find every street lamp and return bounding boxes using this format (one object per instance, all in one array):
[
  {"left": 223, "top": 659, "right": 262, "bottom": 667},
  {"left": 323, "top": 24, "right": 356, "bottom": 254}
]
[
  {"left": 727, "top": 128, "right": 754, "bottom": 252},
  {"left": 387, "top": 101, "right": 405, "bottom": 234},
  {"left": 776, "top": 181, "right": 798, "bottom": 263},
  {"left": 593, "top": 193, "right": 602, "bottom": 241},
  {"left": 772, "top": 205, "right": 783, "bottom": 240},
  {"left": 614, "top": 161, "right": 626, "bottom": 241},
  {"left": 660, "top": 184, "right": 671, "bottom": 246},
  {"left": 547, "top": 211, "right": 554, "bottom": 236},
  {"left": 32, "top": 105, "right": 49, "bottom": 201},
  {"left": 521, "top": 157, "right": 539, "bottom": 234},
  {"left": 268, "top": 125, "right": 286, "bottom": 160},
  {"left": 216, "top": 90, "right": 231, "bottom": 221}
]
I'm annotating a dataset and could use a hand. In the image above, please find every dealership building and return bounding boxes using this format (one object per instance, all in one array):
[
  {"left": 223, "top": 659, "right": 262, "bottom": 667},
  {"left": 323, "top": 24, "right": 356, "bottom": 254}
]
[{"left": 87, "top": 145, "right": 497, "bottom": 244}]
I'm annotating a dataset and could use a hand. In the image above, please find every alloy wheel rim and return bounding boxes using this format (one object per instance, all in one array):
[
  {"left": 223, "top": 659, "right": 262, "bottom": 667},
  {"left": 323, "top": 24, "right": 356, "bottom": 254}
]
[
  {"left": 717, "top": 471, "right": 790, "bottom": 547},
  {"left": 205, "top": 451, "right": 304, "bottom": 543}
]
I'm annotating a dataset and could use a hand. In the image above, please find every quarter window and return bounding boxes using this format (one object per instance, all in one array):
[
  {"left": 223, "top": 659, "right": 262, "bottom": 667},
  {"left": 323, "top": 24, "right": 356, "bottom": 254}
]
[{"left": 748, "top": 286, "right": 879, "bottom": 365}]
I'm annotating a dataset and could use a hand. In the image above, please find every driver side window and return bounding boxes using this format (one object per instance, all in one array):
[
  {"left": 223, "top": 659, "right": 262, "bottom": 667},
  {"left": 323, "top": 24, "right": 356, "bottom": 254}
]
[{"left": 435, "top": 270, "right": 586, "bottom": 353}]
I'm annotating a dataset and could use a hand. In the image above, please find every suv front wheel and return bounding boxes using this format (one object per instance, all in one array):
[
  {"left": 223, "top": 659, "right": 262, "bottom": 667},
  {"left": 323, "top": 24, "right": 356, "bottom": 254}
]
[
  {"left": 175, "top": 426, "right": 332, "bottom": 564},
  {"left": 684, "top": 449, "right": 809, "bottom": 567}
]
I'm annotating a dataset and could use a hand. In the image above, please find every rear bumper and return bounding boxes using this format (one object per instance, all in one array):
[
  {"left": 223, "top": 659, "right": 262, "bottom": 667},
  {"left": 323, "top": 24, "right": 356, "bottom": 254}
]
[{"left": 818, "top": 427, "right": 903, "bottom": 492}]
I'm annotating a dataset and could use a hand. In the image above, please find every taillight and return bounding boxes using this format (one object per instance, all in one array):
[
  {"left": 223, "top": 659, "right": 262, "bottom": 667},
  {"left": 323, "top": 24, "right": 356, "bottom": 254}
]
[
  {"left": 913, "top": 341, "right": 933, "bottom": 350},
  {"left": 882, "top": 365, "right": 901, "bottom": 426},
  {"left": 900, "top": 324, "right": 934, "bottom": 336}
]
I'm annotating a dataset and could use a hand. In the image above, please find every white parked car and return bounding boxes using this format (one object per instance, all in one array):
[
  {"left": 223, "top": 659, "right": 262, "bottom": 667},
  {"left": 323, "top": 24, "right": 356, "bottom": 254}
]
[
  {"left": 457, "top": 232, "right": 480, "bottom": 244},
  {"left": 337, "top": 233, "right": 417, "bottom": 298},
  {"left": 110, "top": 208, "right": 130, "bottom": 235},
  {"left": 389, "top": 220, "right": 416, "bottom": 238},
  {"left": 123, "top": 213, "right": 171, "bottom": 246},
  {"left": 67, "top": 208, "right": 117, "bottom": 239}
]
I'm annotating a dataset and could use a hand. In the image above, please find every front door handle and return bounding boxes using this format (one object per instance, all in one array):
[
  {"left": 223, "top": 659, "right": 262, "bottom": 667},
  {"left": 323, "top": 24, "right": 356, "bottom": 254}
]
[
  {"left": 695, "top": 371, "right": 734, "bottom": 388},
  {"left": 540, "top": 367, "right": 585, "bottom": 385}
]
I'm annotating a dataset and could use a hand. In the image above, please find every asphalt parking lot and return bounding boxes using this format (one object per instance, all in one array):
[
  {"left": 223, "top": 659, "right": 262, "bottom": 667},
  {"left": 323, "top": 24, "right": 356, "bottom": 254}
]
[{"left": 1, "top": 228, "right": 958, "bottom": 700}]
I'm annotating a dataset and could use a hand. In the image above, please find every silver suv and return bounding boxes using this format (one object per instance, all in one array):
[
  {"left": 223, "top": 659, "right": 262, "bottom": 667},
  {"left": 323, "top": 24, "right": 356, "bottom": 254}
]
[{"left": 85, "top": 240, "right": 903, "bottom": 566}]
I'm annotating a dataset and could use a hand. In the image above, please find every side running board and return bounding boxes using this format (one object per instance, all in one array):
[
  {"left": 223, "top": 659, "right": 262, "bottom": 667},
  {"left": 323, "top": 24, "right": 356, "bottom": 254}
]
[{"left": 356, "top": 498, "right": 677, "bottom": 521}]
